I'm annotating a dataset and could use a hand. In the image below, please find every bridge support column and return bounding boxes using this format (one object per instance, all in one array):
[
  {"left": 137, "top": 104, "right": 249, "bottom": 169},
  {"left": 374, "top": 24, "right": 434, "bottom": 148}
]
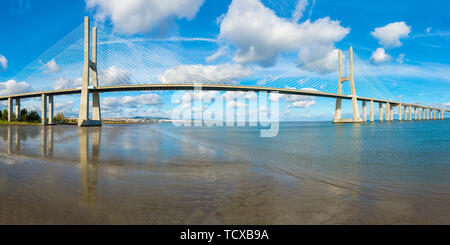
[
  {"left": 48, "top": 95, "right": 54, "bottom": 125},
  {"left": 433, "top": 109, "right": 436, "bottom": 120},
  {"left": 7, "top": 98, "right": 13, "bottom": 122},
  {"left": 362, "top": 101, "right": 367, "bottom": 122},
  {"left": 390, "top": 104, "right": 394, "bottom": 121},
  {"left": 420, "top": 108, "right": 423, "bottom": 120},
  {"left": 333, "top": 47, "right": 362, "bottom": 123},
  {"left": 427, "top": 108, "right": 430, "bottom": 120},
  {"left": 398, "top": 104, "right": 402, "bottom": 121},
  {"left": 15, "top": 98, "right": 21, "bottom": 121},
  {"left": 414, "top": 107, "right": 417, "bottom": 120},
  {"left": 386, "top": 102, "right": 390, "bottom": 121},
  {"left": 369, "top": 100, "right": 374, "bottom": 122},
  {"left": 404, "top": 106, "right": 407, "bottom": 120},
  {"left": 78, "top": 16, "right": 101, "bottom": 127},
  {"left": 42, "top": 94, "right": 47, "bottom": 125},
  {"left": 379, "top": 102, "right": 383, "bottom": 122},
  {"left": 408, "top": 105, "right": 412, "bottom": 120}
]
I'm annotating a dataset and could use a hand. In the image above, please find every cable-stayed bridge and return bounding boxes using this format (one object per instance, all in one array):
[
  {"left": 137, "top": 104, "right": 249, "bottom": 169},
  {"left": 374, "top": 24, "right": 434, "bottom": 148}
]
[{"left": 0, "top": 17, "right": 448, "bottom": 126}]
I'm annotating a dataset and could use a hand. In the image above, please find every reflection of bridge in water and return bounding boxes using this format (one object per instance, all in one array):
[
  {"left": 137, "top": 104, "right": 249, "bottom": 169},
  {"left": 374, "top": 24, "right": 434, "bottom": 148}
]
[
  {"left": 1, "top": 126, "right": 99, "bottom": 211},
  {"left": 0, "top": 16, "right": 448, "bottom": 126}
]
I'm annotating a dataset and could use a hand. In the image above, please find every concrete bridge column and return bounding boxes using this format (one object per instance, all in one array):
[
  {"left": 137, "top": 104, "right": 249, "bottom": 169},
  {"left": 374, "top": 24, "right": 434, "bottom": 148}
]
[
  {"left": 427, "top": 108, "right": 430, "bottom": 120},
  {"left": 390, "top": 104, "right": 394, "bottom": 121},
  {"left": 414, "top": 107, "right": 417, "bottom": 120},
  {"left": 398, "top": 104, "right": 402, "bottom": 121},
  {"left": 421, "top": 108, "right": 424, "bottom": 120},
  {"left": 48, "top": 95, "right": 54, "bottom": 125},
  {"left": 386, "top": 103, "right": 390, "bottom": 121},
  {"left": 404, "top": 106, "right": 407, "bottom": 120},
  {"left": 433, "top": 109, "right": 436, "bottom": 120},
  {"left": 7, "top": 98, "right": 13, "bottom": 122},
  {"left": 369, "top": 100, "right": 374, "bottom": 122},
  {"left": 42, "top": 94, "right": 47, "bottom": 125},
  {"left": 15, "top": 98, "right": 21, "bottom": 121},
  {"left": 362, "top": 101, "right": 367, "bottom": 122},
  {"left": 408, "top": 105, "right": 412, "bottom": 120},
  {"left": 379, "top": 102, "right": 383, "bottom": 122}
]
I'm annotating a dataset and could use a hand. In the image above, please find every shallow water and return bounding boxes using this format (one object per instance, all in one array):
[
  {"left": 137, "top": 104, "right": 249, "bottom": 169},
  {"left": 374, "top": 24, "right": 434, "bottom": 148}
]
[{"left": 0, "top": 120, "right": 449, "bottom": 224}]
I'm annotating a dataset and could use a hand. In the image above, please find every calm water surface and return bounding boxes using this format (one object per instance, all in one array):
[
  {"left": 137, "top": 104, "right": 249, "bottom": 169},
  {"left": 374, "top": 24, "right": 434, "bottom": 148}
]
[{"left": 0, "top": 120, "right": 449, "bottom": 224}]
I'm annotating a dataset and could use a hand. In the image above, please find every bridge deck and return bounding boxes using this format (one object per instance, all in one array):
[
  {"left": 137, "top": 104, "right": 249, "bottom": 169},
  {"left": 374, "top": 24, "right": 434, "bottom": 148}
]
[{"left": 0, "top": 84, "right": 447, "bottom": 112}]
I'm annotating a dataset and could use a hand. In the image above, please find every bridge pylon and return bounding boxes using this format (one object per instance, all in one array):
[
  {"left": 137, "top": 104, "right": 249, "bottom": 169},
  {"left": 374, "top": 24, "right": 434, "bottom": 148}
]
[
  {"left": 333, "top": 46, "right": 362, "bottom": 123},
  {"left": 78, "top": 16, "right": 102, "bottom": 127}
]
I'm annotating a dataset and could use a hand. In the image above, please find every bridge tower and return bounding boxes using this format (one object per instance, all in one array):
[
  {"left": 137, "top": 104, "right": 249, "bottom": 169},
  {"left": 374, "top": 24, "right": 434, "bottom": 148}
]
[
  {"left": 333, "top": 47, "right": 362, "bottom": 123},
  {"left": 78, "top": 16, "right": 102, "bottom": 127}
]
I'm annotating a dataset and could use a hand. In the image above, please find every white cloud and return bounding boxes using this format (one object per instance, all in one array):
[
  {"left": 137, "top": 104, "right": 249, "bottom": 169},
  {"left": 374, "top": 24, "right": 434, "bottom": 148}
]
[
  {"left": 158, "top": 63, "right": 252, "bottom": 84},
  {"left": 218, "top": 0, "right": 349, "bottom": 68},
  {"left": 178, "top": 91, "right": 219, "bottom": 104},
  {"left": 285, "top": 88, "right": 316, "bottom": 108},
  {"left": 226, "top": 101, "right": 247, "bottom": 109},
  {"left": 371, "top": 22, "right": 411, "bottom": 48},
  {"left": 46, "top": 59, "right": 60, "bottom": 72},
  {"left": 287, "top": 100, "right": 315, "bottom": 108},
  {"left": 268, "top": 93, "right": 283, "bottom": 102},
  {"left": 101, "top": 66, "right": 132, "bottom": 86},
  {"left": 52, "top": 77, "right": 82, "bottom": 90},
  {"left": 267, "top": 87, "right": 316, "bottom": 108},
  {"left": 370, "top": 47, "right": 391, "bottom": 64},
  {"left": 205, "top": 46, "right": 228, "bottom": 63},
  {"left": 86, "top": 0, "right": 204, "bottom": 34},
  {"left": 426, "top": 27, "right": 432, "bottom": 33},
  {"left": 396, "top": 53, "right": 405, "bottom": 64},
  {"left": 292, "top": 0, "right": 308, "bottom": 23},
  {"left": 0, "top": 54, "right": 7, "bottom": 70},
  {"left": 0, "top": 80, "right": 30, "bottom": 96},
  {"left": 299, "top": 47, "right": 339, "bottom": 72},
  {"left": 102, "top": 93, "right": 162, "bottom": 110}
]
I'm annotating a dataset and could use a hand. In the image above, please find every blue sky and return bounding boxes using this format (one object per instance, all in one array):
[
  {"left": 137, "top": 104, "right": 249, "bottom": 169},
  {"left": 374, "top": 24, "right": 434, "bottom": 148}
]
[{"left": 0, "top": 0, "right": 449, "bottom": 121}]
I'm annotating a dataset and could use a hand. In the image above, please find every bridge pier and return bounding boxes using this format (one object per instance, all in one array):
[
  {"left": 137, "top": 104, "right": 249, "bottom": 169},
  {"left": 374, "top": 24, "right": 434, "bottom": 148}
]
[
  {"left": 379, "top": 102, "right": 383, "bottom": 122},
  {"left": 414, "top": 107, "right": 417, "bottom": 120},
  {"left": 433, "top": 109, "right": 436, "bottom": 120},
  {"left": 48, "top": 95, "right": 54, "bottom": 125},
  {"left": 332, "top": 47, "right": 362, "bottom": 124},
  {"left": 390, "top": 104, "right": 394, "bottom": 121},
  {"left": 362, "top": 101, "right": 367, "bottom": 122},
  {"left": 41, "top": 94, "right": 47, "bottom": 125},
  {"left": 7, "top": 98, "right": 13, "bottom": 121},
  {"left": 403, "top": 106, "right": 407, "bottom": 120},
  {"left": 398, "top": 104, "right": 402, "bottom": 121},
  {"left": 408, "top": 105, "right": 412, "bottom": 120},
  {"left": 369, "top": 100, "right": 374, "bottom": 122},
  {"left": 15, "top": 98, "right": 21, "bottom": 121},
  {"left": 386, "top": 102, "right": 390, "bottom": 121},
  {"left": 78, "top": 16, "right": 101, "bottom": 127}
]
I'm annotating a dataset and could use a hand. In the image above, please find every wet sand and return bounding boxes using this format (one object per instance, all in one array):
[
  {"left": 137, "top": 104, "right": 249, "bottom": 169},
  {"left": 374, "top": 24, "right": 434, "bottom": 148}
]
[{"left": 0, "top": 122, "right": 449, "bottom": 224}]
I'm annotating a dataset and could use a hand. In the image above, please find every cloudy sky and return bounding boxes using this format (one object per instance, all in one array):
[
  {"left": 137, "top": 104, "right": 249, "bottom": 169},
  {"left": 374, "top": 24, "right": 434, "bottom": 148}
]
[{"left": 0, "top": 0, "right": 449, "bottom": 120}]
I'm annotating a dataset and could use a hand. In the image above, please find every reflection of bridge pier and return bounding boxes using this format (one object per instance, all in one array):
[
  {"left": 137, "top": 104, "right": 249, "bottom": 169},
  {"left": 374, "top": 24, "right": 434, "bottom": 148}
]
[
  {"left": 41, "top": 127, "right": 47, "bottom": 157},
  {"left": 15, "top": 126, "right": 20, "bottom": 152},
  {"left": 78, "top": 128, "right": 100, "bottom": 210},
  {"left": 7, "top": 127, "right": 12, "bottom": 154},
  {"left": 48, "top": 126, "right": 53, "bottom": 155}
]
